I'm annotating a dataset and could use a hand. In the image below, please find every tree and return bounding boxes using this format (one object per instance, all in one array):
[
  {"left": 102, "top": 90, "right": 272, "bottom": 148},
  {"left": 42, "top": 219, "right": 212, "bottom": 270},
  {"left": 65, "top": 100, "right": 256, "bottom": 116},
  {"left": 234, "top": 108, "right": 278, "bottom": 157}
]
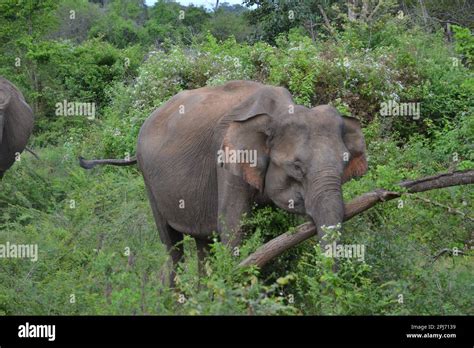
[
  {"left": 243, "top": 0, "right": 344, "bottom": 43},
  {"left": 88, "top": 0, "right": 149, "bottom": 47},
  {"left": 0, "top": 0, "right": 59, "bottom": 111},
  {"left": 205, "top": 6, "right": 252, "bottom": 42},
  {"left": 51, "top": 0, "right": 102, "bottom": 43},
  {"left": 218, "top": 2, "right": 248, "bottom": 14},
  {"left": 146, "top": 1, "right": 210, "bottom": 45},
  {"left": 400, "top": 0, "right": 474, "bottom": 29},
  {"left": 345, "top": 0, "right": 398, "bottom": 23},
  {"left": 109, "top": 0, "right": 148, "bottom": 25}
]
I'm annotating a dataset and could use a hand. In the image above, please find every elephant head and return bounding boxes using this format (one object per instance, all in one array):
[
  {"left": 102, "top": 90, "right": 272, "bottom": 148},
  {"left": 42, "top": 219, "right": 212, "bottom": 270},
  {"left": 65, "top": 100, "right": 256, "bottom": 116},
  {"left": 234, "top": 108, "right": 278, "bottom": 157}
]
[{"left": 220, "top": 87, "right": 367, "bottom": 241}]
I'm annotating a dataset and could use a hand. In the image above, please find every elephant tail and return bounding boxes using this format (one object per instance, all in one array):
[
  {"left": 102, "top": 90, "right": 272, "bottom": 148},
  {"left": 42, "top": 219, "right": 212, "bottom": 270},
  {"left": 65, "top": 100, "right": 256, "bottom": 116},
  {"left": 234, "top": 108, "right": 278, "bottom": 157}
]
[
  {"left": 25, "top": 147, "right": 40, "bottom": 160},
  {"left": 79, "top": 156, "right": 137, "bottom": 170}
]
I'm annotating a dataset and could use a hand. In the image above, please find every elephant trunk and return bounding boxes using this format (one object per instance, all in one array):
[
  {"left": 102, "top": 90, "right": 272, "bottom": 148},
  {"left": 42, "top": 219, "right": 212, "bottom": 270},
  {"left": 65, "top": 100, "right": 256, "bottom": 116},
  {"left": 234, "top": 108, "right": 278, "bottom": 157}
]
[{"left": 306, "top": 168, "right": 344, "bottom": 246}]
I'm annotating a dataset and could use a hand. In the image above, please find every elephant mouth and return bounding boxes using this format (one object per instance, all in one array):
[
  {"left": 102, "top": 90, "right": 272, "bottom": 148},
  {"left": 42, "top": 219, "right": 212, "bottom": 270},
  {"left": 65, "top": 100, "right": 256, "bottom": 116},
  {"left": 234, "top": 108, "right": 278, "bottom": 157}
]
[{"left": 291, "top": 192, "right": 306, "bottom": 214}]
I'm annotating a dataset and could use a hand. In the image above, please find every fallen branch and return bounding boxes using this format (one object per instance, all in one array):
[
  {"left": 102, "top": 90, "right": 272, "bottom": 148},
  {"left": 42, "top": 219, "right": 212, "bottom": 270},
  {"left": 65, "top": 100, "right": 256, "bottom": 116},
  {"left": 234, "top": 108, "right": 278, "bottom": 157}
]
[
  {"left": 431, "top": 248, "right": 470, "bottom": 262},
  {"left": 239, "top": 169, "right": 474, "bottom": 268}
]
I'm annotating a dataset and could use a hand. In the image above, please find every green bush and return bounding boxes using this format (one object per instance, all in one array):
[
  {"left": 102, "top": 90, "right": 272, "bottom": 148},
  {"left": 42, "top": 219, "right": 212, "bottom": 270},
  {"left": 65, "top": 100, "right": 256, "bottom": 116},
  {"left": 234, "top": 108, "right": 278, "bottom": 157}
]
[{"left": 452, "top": 25, "right": 474, "bottom": 67}]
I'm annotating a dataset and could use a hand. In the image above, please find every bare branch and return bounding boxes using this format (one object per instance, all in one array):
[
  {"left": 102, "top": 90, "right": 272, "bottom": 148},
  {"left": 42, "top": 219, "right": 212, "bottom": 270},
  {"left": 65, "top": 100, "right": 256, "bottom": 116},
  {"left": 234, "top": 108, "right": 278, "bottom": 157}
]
[
  {"left": 367, "top": 0, "right": 383, "bottom": 22},
  {"left": 317, "top": 5, "right": 336, "bottom": 38}
]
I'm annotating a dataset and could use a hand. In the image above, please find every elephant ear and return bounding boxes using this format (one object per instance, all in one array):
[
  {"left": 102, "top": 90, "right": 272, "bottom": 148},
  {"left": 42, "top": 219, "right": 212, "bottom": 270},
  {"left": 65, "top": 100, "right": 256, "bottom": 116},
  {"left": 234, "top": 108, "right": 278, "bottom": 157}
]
[
  {"left": 220, "top": 89, "right": 284, "bottom": 192},
  {"left": 342, "top": 116, "right": 368, "bottom": 183}
]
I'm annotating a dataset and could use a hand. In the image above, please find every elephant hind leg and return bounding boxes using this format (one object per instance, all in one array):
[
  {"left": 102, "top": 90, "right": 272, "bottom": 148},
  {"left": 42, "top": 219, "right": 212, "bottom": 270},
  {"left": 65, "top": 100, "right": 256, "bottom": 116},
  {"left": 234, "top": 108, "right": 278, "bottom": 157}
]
[
  {"left": 195, "top": 237, "right": 211, "bottom": 290},
  {"left": 144, "top": 182, "right": 184, "bottom": 287},
  {"left": 0, "top": 171, "right": 4, "bottom": 180},
  {"left": 195, "top": 238, "right": 211, "bottom": 277},
  {"left": 160, "top": 223, "right": 184, "bottom": 287}
]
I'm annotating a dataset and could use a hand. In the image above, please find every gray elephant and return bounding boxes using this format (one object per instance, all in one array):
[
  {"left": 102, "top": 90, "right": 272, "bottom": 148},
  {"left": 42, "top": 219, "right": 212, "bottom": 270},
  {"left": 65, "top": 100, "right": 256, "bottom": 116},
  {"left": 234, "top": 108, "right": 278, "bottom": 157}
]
[
  {"left": 0, "top": 77, "right": 36, "bottom": 179},
  {"left": 80, "top": 80, "right": 368, "bottom": 285}
]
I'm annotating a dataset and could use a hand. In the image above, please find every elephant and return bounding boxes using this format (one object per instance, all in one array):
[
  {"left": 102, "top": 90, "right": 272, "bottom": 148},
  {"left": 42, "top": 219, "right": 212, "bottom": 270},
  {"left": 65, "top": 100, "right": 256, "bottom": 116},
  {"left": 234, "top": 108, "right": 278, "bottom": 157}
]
[
  {"left": 80, "top": 80, "right": 368, "bottom": 285},
  {"left": 0, "top": 77, "right": 36, "bottom": 179}
]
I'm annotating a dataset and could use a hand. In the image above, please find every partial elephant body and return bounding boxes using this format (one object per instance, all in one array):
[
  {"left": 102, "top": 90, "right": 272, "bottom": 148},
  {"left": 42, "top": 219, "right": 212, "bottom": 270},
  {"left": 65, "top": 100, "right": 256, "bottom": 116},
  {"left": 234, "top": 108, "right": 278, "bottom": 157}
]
[
  {"left": 0, "top": 77, "right": 35, "bottom": 178},
  {"left": 137, "top": 81, "right": 280, "bottom": 240},
  {"left": 81, "top": 80, "right": 368, "bottom": 285}
]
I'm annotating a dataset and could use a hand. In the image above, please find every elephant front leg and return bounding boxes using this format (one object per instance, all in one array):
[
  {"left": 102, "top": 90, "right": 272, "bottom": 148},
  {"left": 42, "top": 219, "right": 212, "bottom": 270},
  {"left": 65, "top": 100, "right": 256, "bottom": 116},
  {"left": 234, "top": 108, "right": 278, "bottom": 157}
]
[{"left": 217, "top": 170, "right": 254, "bottom": 250}]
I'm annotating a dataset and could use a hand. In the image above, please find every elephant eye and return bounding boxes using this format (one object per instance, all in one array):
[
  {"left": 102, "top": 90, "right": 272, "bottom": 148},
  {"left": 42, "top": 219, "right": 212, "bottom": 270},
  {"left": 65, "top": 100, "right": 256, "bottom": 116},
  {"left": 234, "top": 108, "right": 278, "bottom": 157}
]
[{"left": 288, "top": 161, "right": 305, "bottom": 180}]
